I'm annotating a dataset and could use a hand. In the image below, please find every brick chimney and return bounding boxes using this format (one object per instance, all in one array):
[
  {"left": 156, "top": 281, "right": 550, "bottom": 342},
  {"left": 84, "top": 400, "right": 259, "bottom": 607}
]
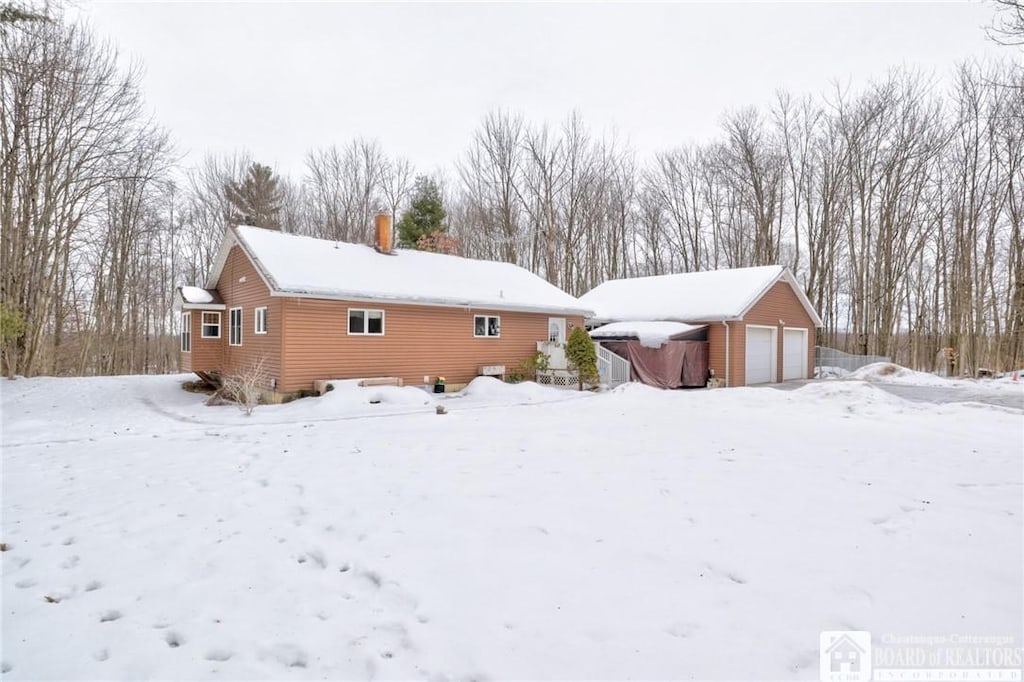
[{"left": 374, "top": 213, "right": 394, "bottom": 254}]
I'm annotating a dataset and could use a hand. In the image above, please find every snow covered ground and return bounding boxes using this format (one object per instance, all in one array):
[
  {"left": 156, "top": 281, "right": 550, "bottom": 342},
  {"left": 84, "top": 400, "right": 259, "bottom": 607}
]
[{"left": 2, "top": 374, "right": 1021, "bottom": 680}]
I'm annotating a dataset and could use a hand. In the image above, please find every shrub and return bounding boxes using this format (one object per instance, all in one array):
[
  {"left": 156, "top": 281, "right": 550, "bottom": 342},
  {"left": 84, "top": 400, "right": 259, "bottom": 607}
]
[
  {"left": 517, "top": 350, "right": 551, "bottom": 381},
  {"left": 565, "top": 326, "right": 598, "bottom": 390},
  {"left": 220, "top": 358, "right": 269, "bottom": 416}
]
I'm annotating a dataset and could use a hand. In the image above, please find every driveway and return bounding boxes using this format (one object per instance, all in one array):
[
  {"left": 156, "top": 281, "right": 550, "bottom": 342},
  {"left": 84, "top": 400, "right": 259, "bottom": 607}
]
[
  {"left": 770, "top": 379, "right": 1024, "bottom": 410},
  {"left": 868, "top": 382, "right": 1023, "bottom": 410}
]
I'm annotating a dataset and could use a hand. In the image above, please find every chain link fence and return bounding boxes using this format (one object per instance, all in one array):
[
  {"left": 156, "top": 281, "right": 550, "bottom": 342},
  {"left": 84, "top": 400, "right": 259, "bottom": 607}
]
[{"left": 814, "top": 346, "right": 891, "bottom": 377}]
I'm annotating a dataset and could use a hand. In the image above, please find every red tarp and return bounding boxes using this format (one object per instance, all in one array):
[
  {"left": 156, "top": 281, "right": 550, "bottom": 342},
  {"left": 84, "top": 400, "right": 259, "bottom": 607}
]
[{"left": 602, "top": 340, "right": 709, "bottom": 389}]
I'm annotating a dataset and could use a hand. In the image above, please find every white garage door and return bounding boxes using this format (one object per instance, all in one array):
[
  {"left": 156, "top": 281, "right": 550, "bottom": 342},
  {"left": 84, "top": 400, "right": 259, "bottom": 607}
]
[
  {"left": 783, "top": 328, "right": 808, "bottom": 380},
  {"left": 745, "top": 326, "right": 774, "bottom": 385}
]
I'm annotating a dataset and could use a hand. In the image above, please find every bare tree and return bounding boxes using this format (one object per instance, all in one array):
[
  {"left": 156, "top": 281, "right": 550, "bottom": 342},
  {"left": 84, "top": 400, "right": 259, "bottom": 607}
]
[
  {"left": 988, "top": 0, "right": 1024, "bottom": 45},
  {"left": 219, "top": 357, "right": 269, "bottom": 416},
  {"left": 1, "top": 13, "right": 152, "bottom": 376},
  {"left": 303, "top": 139, "right": 387, "bottom": 242}
]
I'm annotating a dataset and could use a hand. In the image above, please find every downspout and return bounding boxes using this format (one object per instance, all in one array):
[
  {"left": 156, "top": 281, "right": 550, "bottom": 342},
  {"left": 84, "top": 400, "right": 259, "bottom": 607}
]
[{"left": 722, "top": 321, "right": 730, "bottom": 387}]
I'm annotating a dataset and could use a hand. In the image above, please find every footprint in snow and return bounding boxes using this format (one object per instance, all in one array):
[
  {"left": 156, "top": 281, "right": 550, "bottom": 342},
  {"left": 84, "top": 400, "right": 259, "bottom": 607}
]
[
  {"left": 360, "top": 570, "right": 383, "bottom": 588},
  {"left": 789, "top": 649, "right": 819, "bottom": 673},
  {"left": 703, "top": 563, "right": 747, "bottom": 585},
  {"left": 298, "top": 549, "right": 327, "bottom": 569},
  {"left": 62, "top": 537, "right": 76, "bottom": 546},
  {"left": 92, "top": 649, "right": 109, "bottom": 662},
  {"left": 84, "top": 580, "right": 102, "bottom": 592},
  {"left": 164, "top": 631, "right": 185, "bottom": 648},
  {"left": 666, "top": 621, "right": 699, "bottom": 638},
  {"left": 59, "top": 555, "right": 79, "bottom": 570},
  {"left": 14, "top": 579, "right": 36, "bottom": 589},
  {"left": 99, "top": 610, "right": 122, "bottom": 623},
  {"left": 205, "top": 649, "right": 232, "bottom": 662},
  {"left": 264, "top": 643, "right": 307, "bottom": 669},
  {"left": 1, "top": 661, "right": 11, "bottom": 674}
]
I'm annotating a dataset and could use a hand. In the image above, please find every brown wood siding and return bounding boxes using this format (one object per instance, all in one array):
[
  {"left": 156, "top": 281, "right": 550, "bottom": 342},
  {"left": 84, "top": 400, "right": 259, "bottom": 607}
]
[
  {"left": 211, "top": 246, "right": 283, "bottom": 386},
  {"left": 737, "top": 281, "right": 817, "bottom": 385},
  {"left": 697, "top": 281, "right": 816, "bottom": 387},
  {"left": 705, "top": 321, "right": 743, "bottom": 387},
  {"left": 185, "top": 310, "right": 224, "bottom": 374},
  {"left": 280, "top": 297, "right": 583, "bottom": 393}
]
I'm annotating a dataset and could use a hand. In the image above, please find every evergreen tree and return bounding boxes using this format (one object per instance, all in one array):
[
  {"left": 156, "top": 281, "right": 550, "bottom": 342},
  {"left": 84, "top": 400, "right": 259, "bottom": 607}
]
[
  {"left": 225, "top": 162, "right": 283, "bottom": 229},
  {"left": 565, "top": 326, "right": 599, "bottom": 390},
  {"left": 396, "top": 176, "right": 446, "bottom": 247}
]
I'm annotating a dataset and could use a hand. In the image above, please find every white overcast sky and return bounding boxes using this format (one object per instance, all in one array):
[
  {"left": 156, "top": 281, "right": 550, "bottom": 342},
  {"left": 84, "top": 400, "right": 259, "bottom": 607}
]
[{"left": 81, "top": 1, "right": 1008, "bottom": 178}]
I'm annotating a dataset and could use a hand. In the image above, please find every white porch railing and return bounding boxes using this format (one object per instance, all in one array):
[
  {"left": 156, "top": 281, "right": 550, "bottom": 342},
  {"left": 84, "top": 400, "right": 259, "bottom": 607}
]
[
  {"left": 596, "top": 343, "right": 631, "bottom": 388},
  {"left": 534, "top": 340, "right": 632, "bottom": 389}
]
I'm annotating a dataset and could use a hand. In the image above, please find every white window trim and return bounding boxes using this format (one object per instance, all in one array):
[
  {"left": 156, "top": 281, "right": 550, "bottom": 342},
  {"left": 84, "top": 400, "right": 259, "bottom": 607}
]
[
  {"left": 254, "top": 306, "right": 268, "bottom": 335},
  {"left": 474, "top": 314, "right": 501, "bottom": 338},
  {"left": 347, "top": 308, "right": 385, "bottom": 336},
  {"left": 200, "top": 311, "right": 221, "bottom": 339},
  {"left": 181, "top": 312, "right": 192, "bottom": 353},
  {"left": 229, "top": 307, "right": 243, "bottom": 346}
]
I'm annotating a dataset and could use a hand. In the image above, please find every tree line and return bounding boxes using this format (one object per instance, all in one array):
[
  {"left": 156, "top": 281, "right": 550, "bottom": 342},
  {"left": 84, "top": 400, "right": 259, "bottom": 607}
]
[{"left": 2, "top": 4, "right": 1022, "bottom": 379}]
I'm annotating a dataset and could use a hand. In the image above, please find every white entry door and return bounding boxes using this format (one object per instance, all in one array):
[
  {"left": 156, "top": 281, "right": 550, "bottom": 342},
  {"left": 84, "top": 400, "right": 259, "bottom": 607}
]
[
  {"left": 783, "top": 328, "right": 808, "bottom": 380},
  {"left": 745, "top": 326, "right": 775, "bottom": 385},
  {"left": 545, "top": 317, "right": 569, "bottom": 369},
  {"left": 548, "top": 318, "right": 567, "bottom": 345}
]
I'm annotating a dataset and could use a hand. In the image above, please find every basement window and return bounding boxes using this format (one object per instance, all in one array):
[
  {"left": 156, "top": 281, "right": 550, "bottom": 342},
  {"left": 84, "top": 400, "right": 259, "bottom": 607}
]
[
  {"left": 474, "top": 315, "right": 500, "bottom": 338},
  {"left": 181, "top": 312, "right": 191, "bottom": 352},
  {"left": 229, "top": 308, "right": 242, "bottom": 346},
  {"left": 348, "top": 309, "right": 384, "bottom": 336},
  {"left": 201, "top": 311, "right": 221, "bottom": 338},
  {"left": 255, "top": 307, "right": 268, "bottom": 335}
]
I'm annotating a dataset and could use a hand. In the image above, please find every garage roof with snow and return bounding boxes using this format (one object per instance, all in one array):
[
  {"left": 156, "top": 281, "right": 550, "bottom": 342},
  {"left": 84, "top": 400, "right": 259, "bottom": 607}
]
[
  {"left": 208, "top": 226, "right": 592, "bottom": 316},
  {"left": 579, "top": 265, "right": 822, "bottom": 326}
]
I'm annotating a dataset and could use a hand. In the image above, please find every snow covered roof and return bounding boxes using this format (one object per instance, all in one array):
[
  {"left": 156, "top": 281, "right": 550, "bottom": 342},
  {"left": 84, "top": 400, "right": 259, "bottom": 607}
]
[
  {"left": 579, "top": 265, "right": 822, "bottom": 326},
  {"left": 590, "top": 321, "right": 707, "bottom": 348},
  {"left": 207, "top": 226, "right": 592, "bottom": 316},
  {"left": 174, "top": 286, "right": 224, "bottom": 310}
]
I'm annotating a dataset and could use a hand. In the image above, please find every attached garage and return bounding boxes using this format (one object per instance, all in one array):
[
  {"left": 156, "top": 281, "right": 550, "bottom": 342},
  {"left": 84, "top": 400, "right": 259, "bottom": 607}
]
[
  {"left": 744, "top": 326, "right": 776, "bottom": 385},
  {"left": 782, "top": 328, "right": 809, "bottom": 380},
  {"left": 579, "top": 265, "right": 822, "bottom": 388}
]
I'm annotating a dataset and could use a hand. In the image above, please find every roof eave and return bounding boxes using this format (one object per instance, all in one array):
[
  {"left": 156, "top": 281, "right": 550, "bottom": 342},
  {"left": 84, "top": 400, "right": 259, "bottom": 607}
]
[
  {"left": 586, "top": 314, "right": 740, "bottom": 325},
  {"left": 179, "top": 302, "right": 227, "bottom": 311},
  {"left": 736, "top": 267, "right": 823, "bottom": 327},
  {"left": 269, "top": 289, "right": 592, "bottom": 317}
]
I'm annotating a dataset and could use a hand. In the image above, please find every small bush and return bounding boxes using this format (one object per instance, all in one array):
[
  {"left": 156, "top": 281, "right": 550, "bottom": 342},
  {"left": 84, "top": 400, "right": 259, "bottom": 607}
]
[
  {"left": 220, "top": 359, "right": 269, "bottom": 416},
  {"left": 565, "top": 326, "right": 599, "bottom": 390},
  {"left": 517, "top": 350, "right": 551, "bottom": 381}
]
